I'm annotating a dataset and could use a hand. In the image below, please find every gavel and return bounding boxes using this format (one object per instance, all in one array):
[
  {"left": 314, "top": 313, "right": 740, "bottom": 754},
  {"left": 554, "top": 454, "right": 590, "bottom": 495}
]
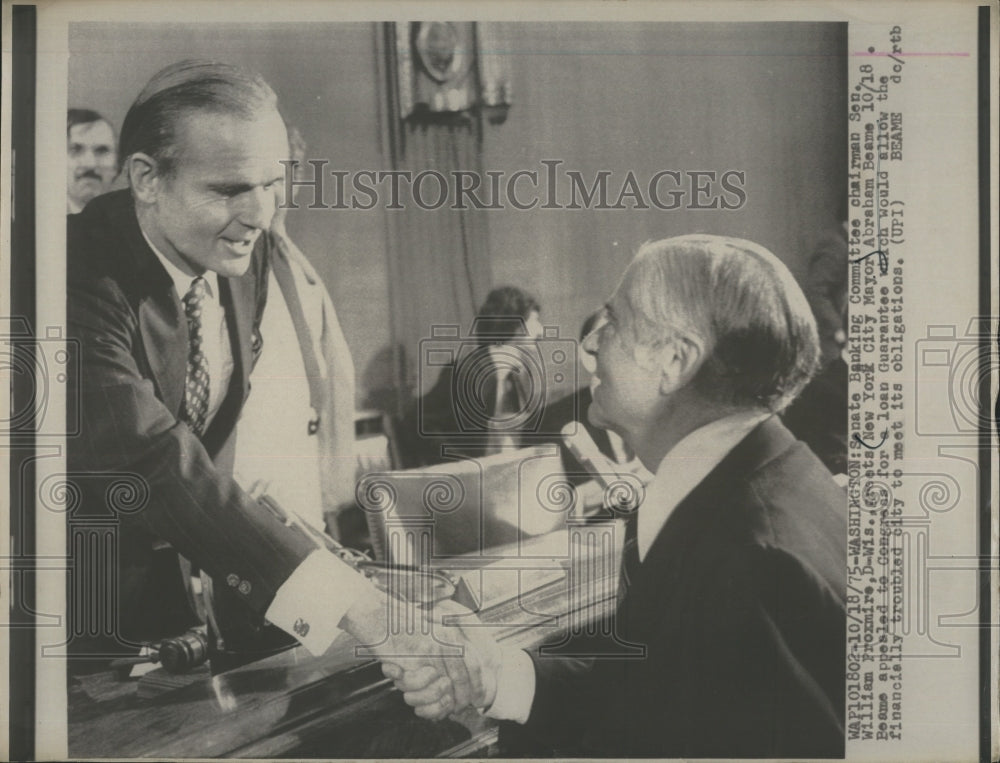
[{"left": 110, "top": 625, "right": 210, "bottom": 674}]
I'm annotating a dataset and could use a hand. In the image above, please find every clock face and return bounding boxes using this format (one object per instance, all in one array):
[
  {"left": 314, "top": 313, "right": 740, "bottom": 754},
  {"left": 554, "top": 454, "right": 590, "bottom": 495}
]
[{"left": 415, "top": 21, "right": 469, "bottom": 83}]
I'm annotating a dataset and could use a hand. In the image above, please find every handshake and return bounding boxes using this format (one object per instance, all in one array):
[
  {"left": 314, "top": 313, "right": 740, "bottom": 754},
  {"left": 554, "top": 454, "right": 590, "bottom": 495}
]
[{"left": 341, "top": 589, "right": 509, "bottom": 721}]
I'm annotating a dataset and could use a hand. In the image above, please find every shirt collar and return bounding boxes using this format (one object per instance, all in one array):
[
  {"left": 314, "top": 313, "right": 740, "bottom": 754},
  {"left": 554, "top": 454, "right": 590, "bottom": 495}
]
[
  {"left": 637, "top": 410, "right": 771, "bottom": 561},
  {"left": 140, "top": 226, "right": 219, "bottom": 301}
]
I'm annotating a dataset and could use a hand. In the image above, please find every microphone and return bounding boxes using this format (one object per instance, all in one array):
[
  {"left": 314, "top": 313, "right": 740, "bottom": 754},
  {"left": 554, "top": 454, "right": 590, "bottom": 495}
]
[{"left": 561, "top": 422, "right": 620, "bottom": 490}]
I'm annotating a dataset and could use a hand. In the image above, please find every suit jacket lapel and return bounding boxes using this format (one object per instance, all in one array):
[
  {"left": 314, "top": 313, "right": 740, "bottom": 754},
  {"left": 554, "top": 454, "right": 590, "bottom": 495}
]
[
  {"left": 109, "top": 193, "right": 188, "bottom": 416},
  {"left": 108, "top": 191, "right": 260, "bottom": 438},
  {"left": 628, "top": 416, "right": 797, "bottom": 597},
  {"left": 138, "top": 292, "right": 188, "bottom": 416},
  {"left": 221, "top": 272, "right": 254, "bottom": 405}
]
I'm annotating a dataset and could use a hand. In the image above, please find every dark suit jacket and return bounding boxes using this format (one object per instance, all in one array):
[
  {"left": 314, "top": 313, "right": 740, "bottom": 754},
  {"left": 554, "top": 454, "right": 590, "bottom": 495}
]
[
  {"left": 66, "top": 190, "right": 316, "bottom": 661},
  {"left": 503, "top": 416, "right": 846, "bottom": 758}
]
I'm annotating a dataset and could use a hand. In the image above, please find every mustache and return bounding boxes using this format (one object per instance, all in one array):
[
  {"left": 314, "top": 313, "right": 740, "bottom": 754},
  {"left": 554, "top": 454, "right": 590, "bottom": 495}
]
[{"left": 74, "top": 169, "right": 105, "bottom": 181}]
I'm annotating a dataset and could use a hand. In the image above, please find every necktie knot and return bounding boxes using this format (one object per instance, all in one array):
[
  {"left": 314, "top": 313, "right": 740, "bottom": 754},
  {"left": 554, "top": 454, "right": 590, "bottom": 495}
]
[{"left": 183, "top": 276, "right": 208, "bottom": 312}]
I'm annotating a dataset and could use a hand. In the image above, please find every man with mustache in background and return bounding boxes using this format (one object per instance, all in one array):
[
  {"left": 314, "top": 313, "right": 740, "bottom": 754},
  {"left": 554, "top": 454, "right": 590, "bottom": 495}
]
[{"left": 67, "top": 108, "right": 119, "bottom": 213}]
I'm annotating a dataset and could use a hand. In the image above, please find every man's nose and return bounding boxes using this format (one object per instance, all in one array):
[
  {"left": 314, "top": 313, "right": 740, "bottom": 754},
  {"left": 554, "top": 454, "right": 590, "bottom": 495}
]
[
  {"left": 581, "top": 327, "right": 600, "bottom": 356},
  {"left": 238, "top": 186, "right": 276, "bottom": 230},
  {"left": 579, "top": 338, "right": 598, "bottom": 374}
]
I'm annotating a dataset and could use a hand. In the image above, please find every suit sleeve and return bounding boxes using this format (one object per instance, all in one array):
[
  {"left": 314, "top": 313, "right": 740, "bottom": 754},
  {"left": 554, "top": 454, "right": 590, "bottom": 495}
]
[
  {"left": 497, "top": 642, "right": 602, "bottom": 755},
  {"left": 67, "top": 272, "right": 319, "bottom": 616}
]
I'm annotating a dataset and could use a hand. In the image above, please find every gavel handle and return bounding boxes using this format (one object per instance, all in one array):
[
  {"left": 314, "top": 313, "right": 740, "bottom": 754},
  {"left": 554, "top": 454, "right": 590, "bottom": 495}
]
[{"left": 109, "top": 654, "right": 157, "bottom": 669}]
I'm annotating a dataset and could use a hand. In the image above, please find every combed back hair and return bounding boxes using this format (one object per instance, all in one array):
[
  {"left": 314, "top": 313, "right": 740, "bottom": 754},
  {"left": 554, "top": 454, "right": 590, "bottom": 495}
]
[
  {"left": 473, "top": 286, "right": 541, "bottom": 346},
  {"left": 68, "top": 108, "right": 111, "bottom": 136},
  {"left": 616, "top": 234, "right": 820, "bottom": 412},
  {"left": 118, "top": 59, "right": 280, "bottom": 177}
]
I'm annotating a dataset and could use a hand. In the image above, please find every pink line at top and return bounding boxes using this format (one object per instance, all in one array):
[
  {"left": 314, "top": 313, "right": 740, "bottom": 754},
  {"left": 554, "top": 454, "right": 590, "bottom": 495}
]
[{"left": 853, "top": 51, "right": 970, "bottom": 57}]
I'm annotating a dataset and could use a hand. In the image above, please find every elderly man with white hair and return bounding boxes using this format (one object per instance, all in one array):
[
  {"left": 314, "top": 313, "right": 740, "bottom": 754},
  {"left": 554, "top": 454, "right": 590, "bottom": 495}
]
[{"left": 387, "top": 234, "right": 847, "bottom": 759}]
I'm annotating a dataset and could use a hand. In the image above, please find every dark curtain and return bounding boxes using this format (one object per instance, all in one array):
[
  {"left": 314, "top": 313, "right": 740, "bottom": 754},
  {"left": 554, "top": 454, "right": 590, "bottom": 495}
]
[{"left": 375, "top": 23, "right": 494, "bottom": 415}]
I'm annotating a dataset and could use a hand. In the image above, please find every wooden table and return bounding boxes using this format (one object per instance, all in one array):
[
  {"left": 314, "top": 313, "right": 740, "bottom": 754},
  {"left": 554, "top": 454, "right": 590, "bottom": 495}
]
[{"left": 68, "top": 522, "right": 624, "bottom": 758}]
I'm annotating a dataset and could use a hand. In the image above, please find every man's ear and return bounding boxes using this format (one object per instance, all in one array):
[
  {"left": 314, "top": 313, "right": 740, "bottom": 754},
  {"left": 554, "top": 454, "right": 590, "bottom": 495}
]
[
  {"left": 125, "top": 152, "right": 160, "bottom": 204},
  {"left": 658, "top": 335, "right": 704, "bottom": 395}
]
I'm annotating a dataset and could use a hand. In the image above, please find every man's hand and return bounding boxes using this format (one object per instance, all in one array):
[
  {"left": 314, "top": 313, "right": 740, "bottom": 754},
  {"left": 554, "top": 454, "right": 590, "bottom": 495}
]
[
  {"left": 339, "top": 589, "right": 501, "bottom": 719},
  {"left": 382, "top": 599, "right": 503, "bottom": 721}
]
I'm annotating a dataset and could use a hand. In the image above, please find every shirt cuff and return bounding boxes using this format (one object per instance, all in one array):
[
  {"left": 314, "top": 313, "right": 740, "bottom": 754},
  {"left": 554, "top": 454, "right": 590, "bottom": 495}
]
[
  {"left": 265, "top": 548, "right": 374, "bottom": 656},
  {"left": 484, "top": 646, "right": 536, "bottom": 724}
]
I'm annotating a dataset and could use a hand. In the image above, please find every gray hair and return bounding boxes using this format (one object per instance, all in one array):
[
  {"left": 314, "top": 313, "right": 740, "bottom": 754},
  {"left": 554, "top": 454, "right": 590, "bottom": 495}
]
[{"left": 614, "top": 234, "right": 820, "bottom": 412}]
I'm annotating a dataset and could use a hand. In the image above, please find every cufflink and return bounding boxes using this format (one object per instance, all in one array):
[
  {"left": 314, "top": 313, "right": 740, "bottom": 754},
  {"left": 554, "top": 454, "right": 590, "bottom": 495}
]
[
  {"left": 226, "top": 573, "right": 252, "bottom": 597},
  {"left": 293, "top": 618, "right": 310, "bottom": 637}
]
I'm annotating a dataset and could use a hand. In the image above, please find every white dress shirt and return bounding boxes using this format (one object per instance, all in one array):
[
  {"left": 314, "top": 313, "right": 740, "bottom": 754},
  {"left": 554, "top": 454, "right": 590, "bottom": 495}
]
[
  {"left": 634, "top": 410, "right": 769, "bottom": 562},
  {"left": 487, "top": 410, "right": 771, "bottom": 723}
]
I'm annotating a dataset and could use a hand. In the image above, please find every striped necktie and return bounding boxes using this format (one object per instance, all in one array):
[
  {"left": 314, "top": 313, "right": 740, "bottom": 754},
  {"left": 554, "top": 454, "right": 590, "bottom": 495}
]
[{"left": 181, "top": 276, "right": 210, "bottom": 437}]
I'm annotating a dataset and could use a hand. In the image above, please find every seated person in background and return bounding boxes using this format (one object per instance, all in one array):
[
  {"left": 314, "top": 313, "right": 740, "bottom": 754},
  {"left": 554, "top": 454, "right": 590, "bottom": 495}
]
[
  {"left": 784, "top": 216, "right": 849, "bottom": 476},
  {"left": 388, "top": 235, "right": 847, "bottom": 759},
  {"left": 234, "top": 124, "right": 357, "bottom": 536},
  {"left": 398, "top": 286, "right": 546, "bottom": 467},
  {"left": 67, "top": 108, "right": 119, "bottom": 214},
  {"left": 804, "top": 212, "right": 849, "bottom": 366}
]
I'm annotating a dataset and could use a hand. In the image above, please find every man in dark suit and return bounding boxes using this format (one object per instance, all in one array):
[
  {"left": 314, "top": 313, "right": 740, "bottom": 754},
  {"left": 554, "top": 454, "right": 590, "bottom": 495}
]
[
  {"left": 66, "top": 60, "right": 487, "bottom": 701},
  {"left": 389, "top": 235, "right": 847, "bottom": 758}
]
